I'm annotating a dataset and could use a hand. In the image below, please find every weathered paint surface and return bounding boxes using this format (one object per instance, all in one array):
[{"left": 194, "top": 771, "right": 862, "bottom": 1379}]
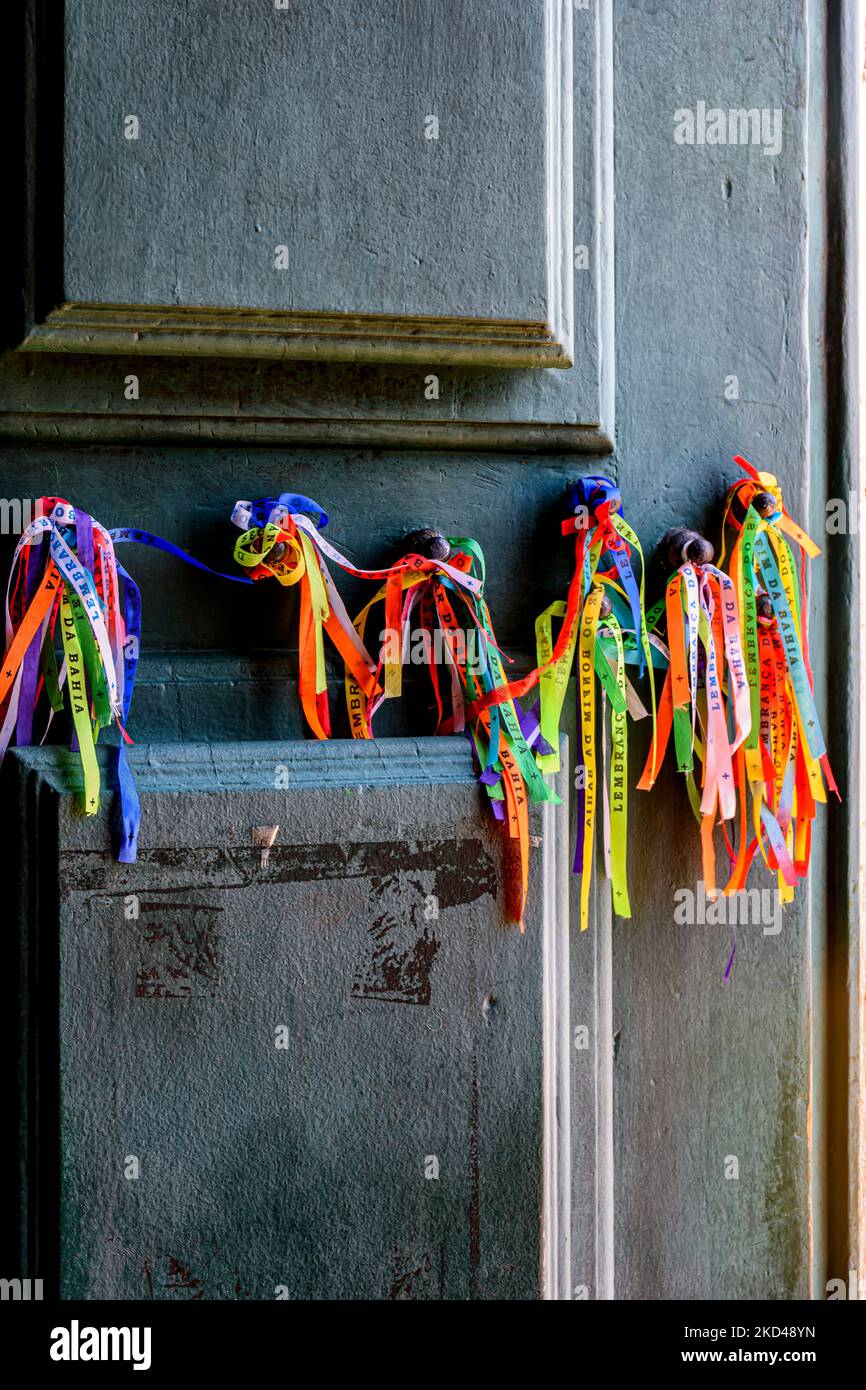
[
  {"left": 6, "top": 740, "right": 568, "bottom": 1300},
  {"left": 4, "top": 0, "right": 607, "bottom": 440},
  {"left": 65, "top": 0, "right": 550, "bottom": 320},
  {"left": 0, "top": 0, "right": 850, "bottom": 1299}
]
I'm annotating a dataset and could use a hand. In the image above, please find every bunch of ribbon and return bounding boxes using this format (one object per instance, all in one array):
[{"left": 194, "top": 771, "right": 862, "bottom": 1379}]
[
  {"left": 342, "top": 527, "right": 558, "bottom": 929},
  {"left": 8, "top": 474, "right": 827, "bottom": 941},
  {"left": 459, "top": 476, "right": 655, "bottom": 932},
  {"left": 637, "top": 526, "right": 751, "bottom": 921},
  {"left": 537, "top": 478, "right": 656, "bottom": 932},
  {"left": 638, "top": 456, "right": 837, "bottom": 973},
  {"left": 232, "top": 493, "right": 382, "bottom": 739},
  {"left": 1, "top": 497, "right": 250, "bottom": 862},
  {"left": 716, "top": 455, "right": 837, "bottom": 904},
  {"left": 232, "top": 497, "right": 555, "bottom": 927}
]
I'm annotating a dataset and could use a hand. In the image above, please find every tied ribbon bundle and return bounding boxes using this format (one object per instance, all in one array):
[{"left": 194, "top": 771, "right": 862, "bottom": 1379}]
[
  {"left": 232, "top": 496, "right": 484, "bottom": 742},
  {"left": 712, "top": 456, "right": 838, "bottom": 905},
  {"left": 232, "top": 493, "right": 382, "bottom": 739},
  {"left": 537, "top": 477, "right": 656, "bottom": 932},
  {"left": 459, "top": 476, "right": 655, "bottom": 933},
  {"left": 343, "top": 534, "right": 558, "bottom": 930},
  {"left": 1, "top": 498, "right": 249, "bottom": 862},
  {"left": 637, "top": 546, "right": 752, "bottom": 913}
]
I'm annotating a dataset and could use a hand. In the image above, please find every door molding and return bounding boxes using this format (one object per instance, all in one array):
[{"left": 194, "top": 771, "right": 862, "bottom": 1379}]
[
  {"left": 4, "top": 0, "right": 614, "bottom": 452},
  {"left": 19, "top": 1, "right": 575, "bottom": 373},
  {"left": 19, "top": 303, "right": 574, "bottom": 370}
]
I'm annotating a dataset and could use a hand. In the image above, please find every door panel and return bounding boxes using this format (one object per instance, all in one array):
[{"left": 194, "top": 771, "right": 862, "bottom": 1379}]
[
  {"left": 61, "top": 0, "right": 556, "bottom": 342},
  {"left": 0, "top": 0, "right": 853, "bottom": 1301},
  {"left": 6, "top": 739, "right": 570, "bottom": 1300},
  {"left": 8, "top": 0, "right": 611, "bottom": 446}
]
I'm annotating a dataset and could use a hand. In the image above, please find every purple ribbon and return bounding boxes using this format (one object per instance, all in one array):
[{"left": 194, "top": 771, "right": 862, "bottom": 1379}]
[{"left": 15, "top": 532, "right": 47, "bottom": 747}]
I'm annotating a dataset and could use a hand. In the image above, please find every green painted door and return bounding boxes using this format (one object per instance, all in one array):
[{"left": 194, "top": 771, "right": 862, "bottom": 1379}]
[{"left": 0, "top": 0, "right": 857, "bottom": 1299}]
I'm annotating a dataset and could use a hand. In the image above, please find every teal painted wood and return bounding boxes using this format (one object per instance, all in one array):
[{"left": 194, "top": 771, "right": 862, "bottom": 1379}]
[
  {"left": 608, "top": 0, "right": 813, "bottom": 1300},
  {"left": 64, "top": 0, "right": 550, "bottom": 320},
  {"left": 4, "top": 740, "right": 569, "bottom": 1300},
  {"left": 4, "top": 0, "right": 610, "bottom": 443},
  {"left": 0, "top": 0, "right": 854, "bottom": 1300}
]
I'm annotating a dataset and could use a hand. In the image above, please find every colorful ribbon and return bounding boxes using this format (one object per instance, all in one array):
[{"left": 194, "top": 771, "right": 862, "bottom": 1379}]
[
  {"left": 714, "top": 456, "right": 837, "bottom": 904},
  {"left": 1, "top": 498, "right": 249, "bottom": 862},
  {"left": 640, "top": 455, "right": 836, "bottom": 958},
  {"left": 638, "top": 551, "right": 751, "bottom": 905},
  {"left": 232, "top": 497, "right": 552, "bottom": 927},
  {"left": 539, "top": 479, "right": 656, "bottom": 931},
  {"left": 342, "top": 533, "right": 558, "bottom": 929},
  {"left": 229, "top": 494, "right": 458, "bottom": 740},
  {"left": 462, "top": 477, "right": 655, "bottom": 931}
]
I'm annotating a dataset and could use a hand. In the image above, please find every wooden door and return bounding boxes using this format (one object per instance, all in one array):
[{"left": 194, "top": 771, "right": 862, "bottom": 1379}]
[{"left": 0, "top": 0, "right": 859, "bottom": 1300}]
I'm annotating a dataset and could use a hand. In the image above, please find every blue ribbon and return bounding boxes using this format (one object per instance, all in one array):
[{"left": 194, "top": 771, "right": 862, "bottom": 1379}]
[
  {"left": 105, "top": 524, "right": 256, "bottom": 861},
  {"left": 755, "top": 533, "right": 826, "bottom": 760},
  {"left": 112, "top": 561, "right": 142, "bottom": 864},
  {"left": 607, "top": 539, "right": 645, "bottom": 676},
  {"left": 245, "top": 494, "right": 329, "bottom": 530},
  {"left": 110, "top": 528, "right": 253, "bottom": 583},
  {"left": 568, "top": 475, "right": 622, "bottom": 518}
]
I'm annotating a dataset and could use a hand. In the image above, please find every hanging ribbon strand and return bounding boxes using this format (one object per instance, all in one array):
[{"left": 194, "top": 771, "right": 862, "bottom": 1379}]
[
  {"left": 231, "top": 495, "right": 472, "bottom": 740},
  {"left": 538, "top": 478, "right": 656, "bottom": 932},
  {"left": 231, "top": 498, "right": 491, "bottom": 741},
  {"left": 638, "top": 526, "right": 752, "bottom": 935},
  {"left": 232, "top": 493, "right": 374, "bottom": 739},
  {"left": 1, "top": 497, "right": 250, "bottom": 863},
  {"left": 232, "top": 500, "right": 550, "bottom": 927},
  {"left": 712, "top": 455, "right": 838, "bottom": 906},
  {"left": 458, "top": 477, "right": 654, "bottom": 931},
  {"left": 342, "top": 526, "right": 558, "bottom": 931}
]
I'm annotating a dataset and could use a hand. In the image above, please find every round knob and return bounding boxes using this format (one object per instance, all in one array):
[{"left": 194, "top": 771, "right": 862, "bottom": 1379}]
[
  {"left": 598, "top": 591, "right": 613, "bottom": 618},
  {"left": 402, "top": 528, "right": 451, "bottom": 562},
  {"left": 752, "top": 491, "right": 778, "bottom": 518},
  {"left": 682, "top": 534, "right": 714, "bottom": 566},
  {"left": 756, "top": 591, "right": 774, "bottom": 620},
  {"left": 660, "top": 527, "right": 714, "bottom": 570},
  {"left": 268, "top": 541, "right": 288, "bottom": 563}
]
